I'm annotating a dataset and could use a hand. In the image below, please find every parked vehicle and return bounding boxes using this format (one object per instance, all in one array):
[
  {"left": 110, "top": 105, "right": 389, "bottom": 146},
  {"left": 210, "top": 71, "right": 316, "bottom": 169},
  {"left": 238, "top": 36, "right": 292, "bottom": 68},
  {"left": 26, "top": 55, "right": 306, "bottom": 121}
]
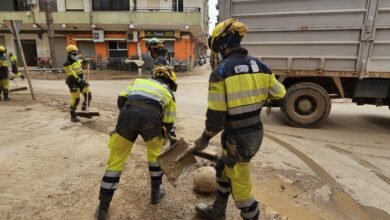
[{"left": 218, "top": 0, "right": 390, "bottom": 128}]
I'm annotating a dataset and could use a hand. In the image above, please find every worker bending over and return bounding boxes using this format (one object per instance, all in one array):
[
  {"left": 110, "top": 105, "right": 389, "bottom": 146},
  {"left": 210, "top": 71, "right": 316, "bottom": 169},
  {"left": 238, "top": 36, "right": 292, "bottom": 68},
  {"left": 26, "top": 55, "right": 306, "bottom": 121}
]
[
  {"left": 96, "top": 66, "right": 178, "bottom": 220},
  {"left": 145, "top": 38, "right": 177, "bottom": 138}
]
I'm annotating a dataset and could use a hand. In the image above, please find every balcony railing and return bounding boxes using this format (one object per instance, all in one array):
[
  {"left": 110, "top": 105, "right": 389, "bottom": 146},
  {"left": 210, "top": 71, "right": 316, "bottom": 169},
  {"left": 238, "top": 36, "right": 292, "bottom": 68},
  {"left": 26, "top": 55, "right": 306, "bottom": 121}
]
[{"left": 132, "top": 7, "right": 201, "bottom": 12}]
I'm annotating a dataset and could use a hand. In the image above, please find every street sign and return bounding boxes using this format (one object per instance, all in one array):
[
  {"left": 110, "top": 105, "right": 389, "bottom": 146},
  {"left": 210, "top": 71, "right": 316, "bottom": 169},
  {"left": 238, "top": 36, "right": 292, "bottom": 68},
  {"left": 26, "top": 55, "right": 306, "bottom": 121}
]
[{"left": 3, "top": 20, "right": 22, "bottom": 34}]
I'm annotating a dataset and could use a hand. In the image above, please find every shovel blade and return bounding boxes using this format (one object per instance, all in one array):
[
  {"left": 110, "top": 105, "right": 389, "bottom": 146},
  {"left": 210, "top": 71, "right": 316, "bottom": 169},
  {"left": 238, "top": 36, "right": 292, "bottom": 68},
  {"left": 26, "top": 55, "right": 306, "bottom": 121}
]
[
  {"left": 75, "top": 112, "right": 100, "bottom": 118},
  {"left": 9, "top": 87, "right": 28, "bottom": 92},
  {"left": 158, "top": 138, "right": 197, "bottom": 187}
]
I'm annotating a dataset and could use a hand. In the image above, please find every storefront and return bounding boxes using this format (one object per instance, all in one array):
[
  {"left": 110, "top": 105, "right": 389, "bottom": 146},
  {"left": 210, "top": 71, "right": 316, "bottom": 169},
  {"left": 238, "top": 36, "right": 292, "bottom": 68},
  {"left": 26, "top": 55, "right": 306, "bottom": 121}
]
[{"left": 64, "top": 29, "right": 197, "bottom": 70}]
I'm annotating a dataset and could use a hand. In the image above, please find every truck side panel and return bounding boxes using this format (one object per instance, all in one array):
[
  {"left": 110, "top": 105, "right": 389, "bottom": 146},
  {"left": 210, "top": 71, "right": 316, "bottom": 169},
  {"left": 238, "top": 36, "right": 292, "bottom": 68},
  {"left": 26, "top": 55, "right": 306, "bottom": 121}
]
[{"left": 219, "top": 0, "right": 390, "bottom": 78}]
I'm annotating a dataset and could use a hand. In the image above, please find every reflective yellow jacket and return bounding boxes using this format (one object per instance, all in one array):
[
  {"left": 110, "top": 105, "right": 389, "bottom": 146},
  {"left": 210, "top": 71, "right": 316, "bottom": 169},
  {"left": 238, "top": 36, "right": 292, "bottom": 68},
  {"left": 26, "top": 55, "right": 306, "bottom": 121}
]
[
  {"left": 10, "top": 55, "right": 17, "bottom": 64},
  {"left": 206, "top": 48, "right": 286, "bottom": 136},
  {"left": 118, "top": 78, "right": 176, "bottom": 129},
  {"left": 0, "top": 57, "right": 9, "bottom": 80},
  {"left": 63, "top": 59, "right": 83, "bottom": 80}
]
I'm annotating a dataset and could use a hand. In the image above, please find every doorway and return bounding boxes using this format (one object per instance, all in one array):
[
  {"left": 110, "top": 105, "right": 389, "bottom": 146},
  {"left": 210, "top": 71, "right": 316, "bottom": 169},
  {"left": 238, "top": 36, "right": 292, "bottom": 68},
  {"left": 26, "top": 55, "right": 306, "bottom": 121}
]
[{"left": 15, "top": 40, "right": 38, "bottom": 66}]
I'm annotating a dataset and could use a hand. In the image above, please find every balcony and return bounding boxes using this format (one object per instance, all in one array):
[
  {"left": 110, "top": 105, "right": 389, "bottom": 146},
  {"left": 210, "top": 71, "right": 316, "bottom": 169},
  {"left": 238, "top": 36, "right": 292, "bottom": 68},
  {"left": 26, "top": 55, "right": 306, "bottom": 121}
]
[{"left": 0, "top": 8, "right": 205, "bottom": 37}]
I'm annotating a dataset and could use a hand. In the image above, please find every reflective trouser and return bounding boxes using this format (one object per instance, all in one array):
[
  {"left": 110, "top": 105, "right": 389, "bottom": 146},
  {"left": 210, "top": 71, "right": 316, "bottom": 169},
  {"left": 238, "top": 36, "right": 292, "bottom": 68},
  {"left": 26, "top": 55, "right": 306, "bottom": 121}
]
[
  {"left": 69, "top": 86, "right": 91, "bottom": 111},
  {"left": 216, "top": 129, "right": 263, "bottom": 220},
  {"left": 11, "top": 64, "right": 22, "bottom": 77},
  {"left": 99, "top": 105, "right": 164, "bottom": 197},
  {"left": 0, "top": 79, "right": 9, "bottom": 90}
]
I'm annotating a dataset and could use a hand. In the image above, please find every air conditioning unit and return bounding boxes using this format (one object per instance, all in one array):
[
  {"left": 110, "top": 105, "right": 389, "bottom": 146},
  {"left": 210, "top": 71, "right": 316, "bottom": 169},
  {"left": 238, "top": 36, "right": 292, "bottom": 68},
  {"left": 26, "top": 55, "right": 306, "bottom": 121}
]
[
  {"left": 127, "top": 31, "right": 138, "bottom": 42},
  {"left": 27, "top": 0, "right": 37, "bottom": 5},
  {"left": 92, "top": 30, "right": 104, "bottom": 43}
]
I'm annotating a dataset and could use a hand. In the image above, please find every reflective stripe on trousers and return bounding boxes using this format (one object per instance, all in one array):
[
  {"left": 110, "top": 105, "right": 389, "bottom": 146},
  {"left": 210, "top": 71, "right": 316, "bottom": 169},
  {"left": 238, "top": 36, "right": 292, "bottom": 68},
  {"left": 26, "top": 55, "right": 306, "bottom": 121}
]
[
  {"left": 216, "top": 158, "right": 260, "bottom": 219},
  {"left": 100, "top": 170, "right": 122, "bottom": 195}
]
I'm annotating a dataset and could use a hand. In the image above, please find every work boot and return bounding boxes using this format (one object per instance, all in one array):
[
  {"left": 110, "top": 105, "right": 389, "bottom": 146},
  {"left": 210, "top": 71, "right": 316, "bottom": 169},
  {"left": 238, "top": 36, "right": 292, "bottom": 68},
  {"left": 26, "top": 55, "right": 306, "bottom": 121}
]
[
  {"left": 3, "top": 90, "right": 10, "bottom": 101},
  {"left": 70, "top": 110, "right": 80, "bottom": 122},
  {"left": 195, "top": 194, "right": 228, "bottom": 220},
  {"left": 151, "top": 185, "right": 166, "bottom": 204},
  {"left": 95, "top": 194, "right": 112, "bottom": 220},
  {"left": 81, "top": 103, "right": 87, "bottom": 111}
]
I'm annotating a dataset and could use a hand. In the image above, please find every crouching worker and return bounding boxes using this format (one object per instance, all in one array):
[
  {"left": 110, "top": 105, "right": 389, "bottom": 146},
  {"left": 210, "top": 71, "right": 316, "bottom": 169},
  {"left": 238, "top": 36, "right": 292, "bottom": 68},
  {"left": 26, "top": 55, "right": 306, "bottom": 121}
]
[
  {"left": 96, "top": 66, "right": 178, "bottom": 220},
  {"left": 63, "top": 44, "right": 92, "bottom": 122}
]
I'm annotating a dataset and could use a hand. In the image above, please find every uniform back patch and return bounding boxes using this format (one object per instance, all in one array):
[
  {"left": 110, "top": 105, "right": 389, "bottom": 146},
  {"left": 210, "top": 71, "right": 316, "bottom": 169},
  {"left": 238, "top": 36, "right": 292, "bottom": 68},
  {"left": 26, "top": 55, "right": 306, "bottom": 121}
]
[
  {"left": 250, "top": 60, "right": 259, "bottom": 72},
  {"left": 234, "top": 65, "right": 249, "bottom": 73}
]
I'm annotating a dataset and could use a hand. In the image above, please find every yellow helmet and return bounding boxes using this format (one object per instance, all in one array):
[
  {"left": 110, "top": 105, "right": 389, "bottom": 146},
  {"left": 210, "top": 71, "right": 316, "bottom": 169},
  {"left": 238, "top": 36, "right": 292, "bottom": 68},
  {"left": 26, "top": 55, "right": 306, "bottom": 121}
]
[
  {"left": 152, "top": 66, "right": 177, "bottom": 92},
  {"left": 66, "top": 44, "right": 78, "bottom": 53},
  {"left": 208, "top": 18, "right": 248, "bottom": 53},
  {"left": 0, "top": 45, "right": 6, "bottom": 53}
]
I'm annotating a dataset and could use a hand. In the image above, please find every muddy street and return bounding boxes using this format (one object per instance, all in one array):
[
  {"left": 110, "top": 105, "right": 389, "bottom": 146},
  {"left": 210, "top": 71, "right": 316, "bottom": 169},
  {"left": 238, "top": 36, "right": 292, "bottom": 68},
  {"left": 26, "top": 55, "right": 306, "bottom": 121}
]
[{"left": 0, "top": 68, "right": 389, "bottom": 220}]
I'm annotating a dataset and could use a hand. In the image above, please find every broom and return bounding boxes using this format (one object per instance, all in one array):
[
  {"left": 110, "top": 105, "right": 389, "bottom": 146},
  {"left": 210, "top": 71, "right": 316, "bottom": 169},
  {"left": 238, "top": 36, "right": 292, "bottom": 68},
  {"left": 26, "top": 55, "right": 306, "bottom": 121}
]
[
  {"left": 76, "top": 63, "right": 99, "bottom": 118},
  {"left": 9, "top": 74, "right": 27, "bottom": 92}
]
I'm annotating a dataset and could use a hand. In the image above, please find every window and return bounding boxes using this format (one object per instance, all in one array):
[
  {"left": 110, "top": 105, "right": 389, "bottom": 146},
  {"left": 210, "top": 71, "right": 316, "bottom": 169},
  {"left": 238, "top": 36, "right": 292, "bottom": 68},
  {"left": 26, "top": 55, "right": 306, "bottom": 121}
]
[
  {"left": 92, "top": 0, "right": 129, "bottom": 11},
  {"left": 39, "top": 0, "right": 58, "bottom": 12},
  {"left": 0, "top": 0, "right": 31, "bottom": 11},
  {"left": 65, "top": 0, "right": 83, "bottom": 11},
  {"left": 172, "top": 0, "right": 183, "bottom": 12},
  {"left": 108, "top": 41, "right": 128, "bottom": 58}
]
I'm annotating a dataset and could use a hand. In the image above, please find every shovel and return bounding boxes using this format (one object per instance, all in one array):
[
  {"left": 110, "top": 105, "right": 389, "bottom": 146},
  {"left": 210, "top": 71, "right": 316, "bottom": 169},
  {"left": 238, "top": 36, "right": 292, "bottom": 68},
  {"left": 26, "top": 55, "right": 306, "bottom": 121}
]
[
  {"left": 75, "top": 63, "right": 100, "bottom": 118},
  {"left": 158, "top": 136, "right": 218, "bottom": 187}
]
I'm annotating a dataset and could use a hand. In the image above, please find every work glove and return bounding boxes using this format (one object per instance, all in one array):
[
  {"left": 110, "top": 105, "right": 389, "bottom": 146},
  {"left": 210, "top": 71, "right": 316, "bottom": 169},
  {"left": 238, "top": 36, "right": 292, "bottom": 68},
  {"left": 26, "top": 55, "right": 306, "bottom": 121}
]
[
  {"left": 194, "top": 132, "right": 210, "bottom": 151},
  {"left": 81, "top": 81, "right": 90, "bottom": 87}
]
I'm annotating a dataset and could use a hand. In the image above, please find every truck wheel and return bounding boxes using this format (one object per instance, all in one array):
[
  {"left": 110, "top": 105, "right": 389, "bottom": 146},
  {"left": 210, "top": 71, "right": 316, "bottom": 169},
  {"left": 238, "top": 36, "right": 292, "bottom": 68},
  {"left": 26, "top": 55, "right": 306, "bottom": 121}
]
[{"left": 281, "top": 82, "right": 331, "bottom": 128}]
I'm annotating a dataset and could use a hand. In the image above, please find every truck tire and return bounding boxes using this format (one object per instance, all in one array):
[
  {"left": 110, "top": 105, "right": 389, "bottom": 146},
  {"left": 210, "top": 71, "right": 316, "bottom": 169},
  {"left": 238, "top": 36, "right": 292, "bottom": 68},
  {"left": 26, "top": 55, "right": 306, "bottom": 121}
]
[{"left": 281, "top": 82, "right": 331, "bottom": 128}]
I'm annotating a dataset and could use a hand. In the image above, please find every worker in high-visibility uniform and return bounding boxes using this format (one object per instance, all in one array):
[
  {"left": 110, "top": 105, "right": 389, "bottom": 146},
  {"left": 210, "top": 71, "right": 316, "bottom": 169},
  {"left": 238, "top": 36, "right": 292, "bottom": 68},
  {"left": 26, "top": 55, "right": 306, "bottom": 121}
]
[
  {"left": 0, "top": 45, "right": 10, "bottom": 101},
  {"left": 95, "top": 66, "right": 178, "bottom": 220},
  {"left": 145, "top": 38, "right": 178, "bottom": 138},
  {"left": 8, "top": 52, "right": 24, "bottom": 80},
  {"left": 145, "top": 38, "right": 168, "bottom": 66},
  {"left": 63, "top": 44, "right": 92, "bottom": 122},
  {"left": 193, "top": 18, "right": 286, "bottom": 220}
]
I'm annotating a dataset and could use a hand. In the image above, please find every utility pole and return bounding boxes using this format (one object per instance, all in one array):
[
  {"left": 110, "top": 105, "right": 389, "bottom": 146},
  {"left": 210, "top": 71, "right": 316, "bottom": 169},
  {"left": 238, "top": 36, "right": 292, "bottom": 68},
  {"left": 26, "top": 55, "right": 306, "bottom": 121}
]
[
  {"left": 43, "top": 0, "right": 57, "bottom": 68},
  {"left": 4, "top": 20, "right": 36, "bottom": 100}
]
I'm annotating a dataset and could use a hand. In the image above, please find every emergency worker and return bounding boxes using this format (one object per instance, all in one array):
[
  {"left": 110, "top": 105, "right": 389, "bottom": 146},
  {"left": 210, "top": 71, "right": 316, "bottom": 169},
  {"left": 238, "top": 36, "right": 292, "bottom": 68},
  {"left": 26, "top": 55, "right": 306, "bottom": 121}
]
[
  {"left": 193, "top": 18, "right": 286, "bottom": 220},
  {"left": 145, "top": 38, "right": 168, "bottom": 66},
  {"left": 0, "top": 45, "right": 10, "bottom": 101},
  {"left": 9, "top": 52, "right": 24, "bottom": 80},
  {"left": 145, "top": 38, "right": 177, "bottom": 137},
  {"left": 63, "top": 44, "right": 92, "bottom": 122},
  {"left": 95, "top": 66, "right": 178, "bottom": 220}
]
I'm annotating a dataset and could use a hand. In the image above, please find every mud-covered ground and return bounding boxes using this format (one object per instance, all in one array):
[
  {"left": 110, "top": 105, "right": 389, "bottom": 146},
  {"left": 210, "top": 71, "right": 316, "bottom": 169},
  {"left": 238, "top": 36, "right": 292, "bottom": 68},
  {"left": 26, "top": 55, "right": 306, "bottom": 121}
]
[{"left": 0, "top": 66, "right": 389, "bottom": 220}]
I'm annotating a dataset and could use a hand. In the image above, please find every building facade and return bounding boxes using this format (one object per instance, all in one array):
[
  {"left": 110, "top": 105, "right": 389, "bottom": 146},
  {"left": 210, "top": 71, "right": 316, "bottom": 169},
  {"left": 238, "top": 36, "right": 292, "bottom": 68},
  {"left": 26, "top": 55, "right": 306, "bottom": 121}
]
[{"left": 0, "top": 0, "right": 209, "bottom": 70}]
